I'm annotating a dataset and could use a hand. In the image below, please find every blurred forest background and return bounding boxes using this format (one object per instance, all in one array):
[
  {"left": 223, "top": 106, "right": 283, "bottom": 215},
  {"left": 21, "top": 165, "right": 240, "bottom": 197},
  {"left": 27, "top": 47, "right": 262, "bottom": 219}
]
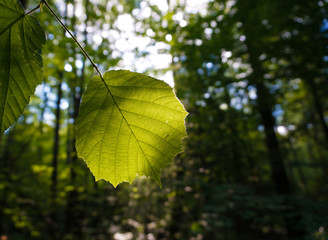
[{"left": 1, "top": 0, "right": 328, "bottom": 239}]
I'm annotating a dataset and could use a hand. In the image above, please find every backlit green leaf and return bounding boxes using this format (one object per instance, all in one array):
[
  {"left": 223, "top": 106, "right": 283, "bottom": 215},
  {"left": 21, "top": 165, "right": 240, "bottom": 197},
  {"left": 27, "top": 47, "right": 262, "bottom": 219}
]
[
  {"left": 0, "top": 0, "right": 45, "bottom": 134},
  {"left": 76, "top": 70, "right": 188, "bottom": 187}
]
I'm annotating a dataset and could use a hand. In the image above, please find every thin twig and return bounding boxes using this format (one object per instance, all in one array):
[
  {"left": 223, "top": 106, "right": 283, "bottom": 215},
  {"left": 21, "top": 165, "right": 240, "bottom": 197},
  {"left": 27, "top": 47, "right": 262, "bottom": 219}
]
[
  {"left": 41, "top": 0, "right": 103, "bottom": 78},
  {"left": 25, "top": 4, "right": 41, "bottom": 16}
]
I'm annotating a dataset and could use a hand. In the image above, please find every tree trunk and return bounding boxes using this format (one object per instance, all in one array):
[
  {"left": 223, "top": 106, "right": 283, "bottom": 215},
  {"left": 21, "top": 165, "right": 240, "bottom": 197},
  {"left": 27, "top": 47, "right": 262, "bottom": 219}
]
[
  {"left": 236, "top": 0, "right": 291, "bottom": 194},
  {"left": 65, "top": 0, "right": 88, "bottom": 236},
  {"left": 38, "top": 86, "right": 48, "bottom": 163},
  {"left": 0, "top": 130, "right": 14, "bottom": 234},
  {"left": 238, "top": 1, "right": 308, "bottom": 237},
  {"left": 51, "top": 77, "right": 62, "bottom": 200},
  {"left": 50, "top": 75, "right": 63, "bottom": 236},
  {"left": 308, "top": 80, "right": 328, "bottom": 145},
  {"left": 288, "top": 137, "right": 307, "bottom": 189},
  {"left": 255, "top": 81, "right": 291, "bottom": 194}
]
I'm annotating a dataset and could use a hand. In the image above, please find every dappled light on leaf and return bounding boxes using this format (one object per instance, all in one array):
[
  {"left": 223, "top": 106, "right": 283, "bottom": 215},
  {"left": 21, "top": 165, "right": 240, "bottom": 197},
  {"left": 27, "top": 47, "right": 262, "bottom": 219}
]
[{"left": 76, "top": 70, "right": 188, "bottom": 187}]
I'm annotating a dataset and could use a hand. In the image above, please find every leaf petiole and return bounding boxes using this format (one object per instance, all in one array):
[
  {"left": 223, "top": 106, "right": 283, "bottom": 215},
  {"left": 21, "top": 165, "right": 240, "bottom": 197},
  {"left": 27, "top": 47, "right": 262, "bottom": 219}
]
[
  {"left": 40, "top": 0, "right": 103, "bottom": 78},
  {"left": 40, "top": 0, "right": 44, "bottom": 12},
  {"left": 25, "top": 4, "right": 41, "bottom": 16}
]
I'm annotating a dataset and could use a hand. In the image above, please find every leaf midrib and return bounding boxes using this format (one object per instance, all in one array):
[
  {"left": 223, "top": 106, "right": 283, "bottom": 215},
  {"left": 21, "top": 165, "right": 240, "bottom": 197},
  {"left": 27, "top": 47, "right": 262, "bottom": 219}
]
[
  {"left": 99, "top": 76, "right": 158, "bottom": 181},
  {"left": 112, "top": 94, "right": 185, "bottom": 114}
]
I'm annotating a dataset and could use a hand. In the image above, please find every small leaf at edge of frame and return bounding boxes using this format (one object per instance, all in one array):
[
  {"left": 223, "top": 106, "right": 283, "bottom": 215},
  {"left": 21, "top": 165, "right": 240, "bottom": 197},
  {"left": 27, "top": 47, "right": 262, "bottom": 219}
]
[{"left": 0, "top": 0, "right": 46, "bottom": 134}]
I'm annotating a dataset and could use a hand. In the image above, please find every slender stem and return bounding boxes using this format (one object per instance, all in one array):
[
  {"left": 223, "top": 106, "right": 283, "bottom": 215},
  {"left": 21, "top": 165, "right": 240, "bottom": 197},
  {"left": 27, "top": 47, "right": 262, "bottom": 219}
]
[
  {"left": 41, "top": 0, "right": 103, "bottom": 78},
  {"left": 25, "top": 4, "right": 41, "bottom": 16}
]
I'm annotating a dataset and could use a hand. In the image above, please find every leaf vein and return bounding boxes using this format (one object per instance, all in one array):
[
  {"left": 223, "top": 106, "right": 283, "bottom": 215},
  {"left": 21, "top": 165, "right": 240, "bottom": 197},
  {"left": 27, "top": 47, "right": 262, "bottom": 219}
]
[
  {"left": 130, "top": 124, "right": 180, "bottom": 151},
  {"left": 138, "top": 139, "right": 171, "bottom": 160},
  {"left": 121, "top": 108, "right": 185, "bottom": 135},
  {"left": 112, "top": 95, "right": 185, "bottom": 114}
]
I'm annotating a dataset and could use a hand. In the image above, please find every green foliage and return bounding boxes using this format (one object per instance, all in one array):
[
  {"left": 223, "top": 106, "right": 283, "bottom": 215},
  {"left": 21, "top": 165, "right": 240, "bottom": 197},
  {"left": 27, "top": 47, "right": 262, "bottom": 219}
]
[
  {"left": 0, "top": 0, "right": 187, "bottom": 187},
  {"left": 1, "top": 0, "right": 328, "bottom": 239},
  {"left": 76, "top": 70, "right": 187, "bottom": 187},
  {"left": 0, "top": 0, "right": 45, "bottom": 134}
]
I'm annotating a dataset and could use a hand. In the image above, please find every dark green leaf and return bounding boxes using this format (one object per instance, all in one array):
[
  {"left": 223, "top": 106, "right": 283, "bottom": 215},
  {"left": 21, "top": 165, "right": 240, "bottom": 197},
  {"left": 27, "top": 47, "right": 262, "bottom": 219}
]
[{"left": 0, "top": 0, "right": 45, "bottom": 134}]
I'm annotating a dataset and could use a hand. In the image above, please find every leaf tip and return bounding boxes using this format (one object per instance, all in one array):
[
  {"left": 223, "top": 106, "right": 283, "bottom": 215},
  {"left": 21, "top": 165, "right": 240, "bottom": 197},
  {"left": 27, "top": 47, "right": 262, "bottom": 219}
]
[{"left": 152, "top": 172, "right": 162, "bottom": 189}]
